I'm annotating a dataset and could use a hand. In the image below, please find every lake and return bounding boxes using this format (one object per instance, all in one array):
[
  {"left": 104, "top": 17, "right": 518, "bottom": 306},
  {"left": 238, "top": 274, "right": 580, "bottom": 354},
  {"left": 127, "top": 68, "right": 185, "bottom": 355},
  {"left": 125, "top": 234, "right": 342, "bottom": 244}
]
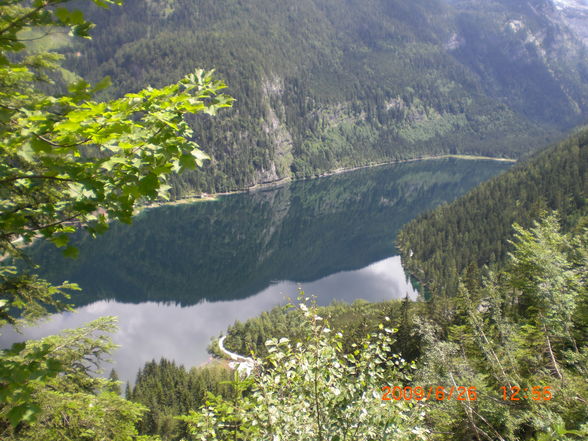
[{"left": 0, "top": 158, "right": 512, "bottom": 384}]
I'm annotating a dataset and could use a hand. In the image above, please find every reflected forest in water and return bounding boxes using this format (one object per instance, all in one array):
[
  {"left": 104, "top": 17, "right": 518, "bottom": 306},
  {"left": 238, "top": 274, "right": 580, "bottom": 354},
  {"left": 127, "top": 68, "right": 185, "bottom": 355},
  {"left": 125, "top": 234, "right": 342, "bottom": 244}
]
[{"left": 30, "top": 158, "right": 511, "bottom": 307}]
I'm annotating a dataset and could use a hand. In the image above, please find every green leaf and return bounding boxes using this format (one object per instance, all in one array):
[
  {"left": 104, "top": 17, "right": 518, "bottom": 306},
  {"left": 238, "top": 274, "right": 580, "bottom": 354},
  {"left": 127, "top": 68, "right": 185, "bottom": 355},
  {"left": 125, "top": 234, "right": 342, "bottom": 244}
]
[
  {"left": 51, "top": 234, "right": 69, "bottom": 248},
  {"left": 55, "top": 8, "right": 71, "bottom": 23},
  {"left": 63, "top": 246, "right": 79, "bottom": 259},
  {"left": 179, "top": 154, "right": 196, "bottom": 170},
  {"left": 9, "top": 342, "right": 27, "bottom": 354},
  {"left": 93, "top": 76, "right": 112, "bottom": 92},
  {"left": 7, "top": 404, "right": 40, "bottom": 426},
  {"left": 138, "top": 173, "right": 159, "bottom": 198},
  {"left": 69, "top": 10, "right": 86, "bottom": 25}
]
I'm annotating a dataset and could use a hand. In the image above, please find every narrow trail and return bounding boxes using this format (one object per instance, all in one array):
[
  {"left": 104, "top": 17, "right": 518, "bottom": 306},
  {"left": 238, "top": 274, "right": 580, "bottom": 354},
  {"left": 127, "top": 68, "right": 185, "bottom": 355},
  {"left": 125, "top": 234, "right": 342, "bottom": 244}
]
[{"left": 218, "top": 336, "right": 256, "bottom": 376}]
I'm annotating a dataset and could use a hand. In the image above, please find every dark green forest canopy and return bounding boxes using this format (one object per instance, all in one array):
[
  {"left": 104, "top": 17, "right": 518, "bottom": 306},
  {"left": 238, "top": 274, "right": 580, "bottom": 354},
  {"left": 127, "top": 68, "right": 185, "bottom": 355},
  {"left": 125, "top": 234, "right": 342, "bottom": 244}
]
[
  {"left": 59, "top": 0, "right": 588, "bottom": 195},
  {"left": 397, "top": 126, "right": 588, "bottom": 298},
  {"left": 128, "top": 359, "right": 234, "bottom": 441}
]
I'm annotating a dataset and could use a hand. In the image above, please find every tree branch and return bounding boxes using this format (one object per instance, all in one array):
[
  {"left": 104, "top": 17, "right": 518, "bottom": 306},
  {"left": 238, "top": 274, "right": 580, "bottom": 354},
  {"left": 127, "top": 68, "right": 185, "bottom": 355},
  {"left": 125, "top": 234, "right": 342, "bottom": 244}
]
[
  {"left": 542, "top": 322, "right": 563, "bottom": 380},
  {"left": 0, "top": 175, "right": 74, "bottom": 185},
  {"left": 0, "top": 2, "right": 51, "bottom": 37},
  {"left": 33, "top": 132, "right": 90, "bottom": 148},
  {"left": 0, "top": 30, "right": 66, "bottom": 42}
]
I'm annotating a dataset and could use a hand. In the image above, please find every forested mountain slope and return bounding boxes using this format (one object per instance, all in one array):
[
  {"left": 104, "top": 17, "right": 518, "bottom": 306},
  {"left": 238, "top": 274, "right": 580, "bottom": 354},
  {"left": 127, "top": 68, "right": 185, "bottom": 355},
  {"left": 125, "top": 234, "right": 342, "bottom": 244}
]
[
  {"left": 63, "top": 0, "right": 588, "bottom": 194},
  {"left": 397, "top": 126, "right": 588, "bottom": 297}
]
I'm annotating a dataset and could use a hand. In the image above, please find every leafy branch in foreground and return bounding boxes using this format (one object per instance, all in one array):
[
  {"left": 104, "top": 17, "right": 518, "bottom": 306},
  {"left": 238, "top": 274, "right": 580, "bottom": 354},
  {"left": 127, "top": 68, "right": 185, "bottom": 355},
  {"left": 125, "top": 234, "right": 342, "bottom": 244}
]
[
  {"left": 1, "top": 0, "right": 233, "bottom": 322},
  {"left": 0, "top": 317, "right": 160, "bottom": 441},
  {"left": 414, "top": 214, "right": 588, "bottom": 440},
  {"left": 180, "top": 296, "right": 429, "bottom": 441},
  {"left": 0, "top": 0, "right": 233, "bottom": 432}
]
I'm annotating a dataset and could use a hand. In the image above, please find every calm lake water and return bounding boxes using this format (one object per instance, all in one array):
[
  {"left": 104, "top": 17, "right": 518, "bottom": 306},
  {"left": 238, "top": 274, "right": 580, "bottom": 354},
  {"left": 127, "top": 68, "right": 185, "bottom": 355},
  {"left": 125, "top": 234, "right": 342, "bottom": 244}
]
[{"left": 0, "top": 158, "right": 512, "bottom": 383}]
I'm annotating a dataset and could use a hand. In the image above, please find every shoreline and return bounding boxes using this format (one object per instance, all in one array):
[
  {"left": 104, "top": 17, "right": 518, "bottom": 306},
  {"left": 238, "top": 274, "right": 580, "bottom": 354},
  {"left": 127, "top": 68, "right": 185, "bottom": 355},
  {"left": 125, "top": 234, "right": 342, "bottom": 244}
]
[
  {"left": 3, "top": 153, "right": 517, "bottom": 256},
  {"left": 143, "top": 154, "right": 517, "bottom": 210}
]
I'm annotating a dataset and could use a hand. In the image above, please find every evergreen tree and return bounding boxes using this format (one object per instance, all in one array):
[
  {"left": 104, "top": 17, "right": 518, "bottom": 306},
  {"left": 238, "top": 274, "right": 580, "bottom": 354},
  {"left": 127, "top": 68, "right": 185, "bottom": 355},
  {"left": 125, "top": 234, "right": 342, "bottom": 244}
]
[{"left": 108, "top": 369, "right": 122, "bottom": 395}]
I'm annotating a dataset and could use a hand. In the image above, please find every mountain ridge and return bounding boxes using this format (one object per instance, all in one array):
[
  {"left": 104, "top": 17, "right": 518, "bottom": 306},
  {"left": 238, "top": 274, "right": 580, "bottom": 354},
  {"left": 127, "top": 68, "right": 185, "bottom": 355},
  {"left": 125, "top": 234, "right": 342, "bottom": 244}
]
[
  {"left": 64, "top": 0, "right": 588, "bottom": 194},
  {"left": 550, "top": 0, "right": 588, "bottom": 44}
]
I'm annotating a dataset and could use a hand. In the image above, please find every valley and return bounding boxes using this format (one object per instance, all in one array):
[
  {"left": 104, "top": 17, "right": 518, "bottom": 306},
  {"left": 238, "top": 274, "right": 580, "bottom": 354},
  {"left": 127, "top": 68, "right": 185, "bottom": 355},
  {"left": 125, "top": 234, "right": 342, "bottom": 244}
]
[{"left": 1, "top": 0, "right": 587, "bottom": 439}]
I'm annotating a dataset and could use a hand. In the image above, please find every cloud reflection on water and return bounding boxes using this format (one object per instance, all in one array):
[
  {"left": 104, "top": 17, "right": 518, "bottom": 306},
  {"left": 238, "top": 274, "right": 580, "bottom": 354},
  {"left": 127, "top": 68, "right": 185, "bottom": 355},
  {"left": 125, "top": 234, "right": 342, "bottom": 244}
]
[{"left": 0, "top": 256, "right": 414, "bottom": 383}]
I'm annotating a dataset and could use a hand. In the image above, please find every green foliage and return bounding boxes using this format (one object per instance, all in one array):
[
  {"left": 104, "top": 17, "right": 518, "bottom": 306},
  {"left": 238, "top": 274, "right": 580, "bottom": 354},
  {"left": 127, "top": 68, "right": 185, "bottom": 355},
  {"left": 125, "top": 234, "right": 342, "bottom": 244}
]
[
  {"left": 398, "top": 128, "right": 588, "bottom": 297},
  {"left": 0, "top": 265, "right": 78, "bottom": 326},
  {"left": 129, "top": 359, "right": 233, "bottom": 441},
  {"left": 181, "top": 297, "right": 428, "bottom": 441},
  {"left": 219, "top": 298, "right": 425, "bottom": 364},
  {"left": 1, "top": 56, "right": 232, "bottom": 256},
  {"left": 507, "top": 215, "right": 583, "bottom": 345},
  {"left": 412, "top": 214, "right": 588, "bottom": 440},
  {"left": 0, "top": 341, "right": 62, "bottom": 427},
  {"left": 1, "top": 318, "right": 160, "bottom": 441},
  {"left": 532, "top": 423, "right": 588, "bottom": 441},
  {"left": 13, "top": 391, "right": 152, "bottom": 441},
  {"left": 0, "top": 0, "right": 231, "bottom": 434},
  {"left": 108, "top": 368, "right": 122, "bottom": 395}
]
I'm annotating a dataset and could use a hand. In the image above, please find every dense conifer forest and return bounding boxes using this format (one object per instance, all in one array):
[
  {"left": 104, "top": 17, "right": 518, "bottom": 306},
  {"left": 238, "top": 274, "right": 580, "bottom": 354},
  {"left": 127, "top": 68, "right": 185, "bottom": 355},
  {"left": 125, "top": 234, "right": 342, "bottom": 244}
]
[
  {"left": 128, "top": 360, "right": 233, "bottom": 440},
  {"left": 397, "top": 127, "right": 588, "bottom": 298},
  {"left": 66, "top": 0, "right": 588, "bottom": 195},
  {"left": 1, "top": 0, "right": 587, "bottom": 440}
]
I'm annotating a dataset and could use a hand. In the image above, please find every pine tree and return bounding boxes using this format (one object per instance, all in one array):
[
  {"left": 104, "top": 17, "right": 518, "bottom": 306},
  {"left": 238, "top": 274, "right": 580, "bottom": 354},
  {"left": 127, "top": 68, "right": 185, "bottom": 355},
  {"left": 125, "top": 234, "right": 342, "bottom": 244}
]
[{"left": 107, "top": 369, "right": 122, "bottom": 396}]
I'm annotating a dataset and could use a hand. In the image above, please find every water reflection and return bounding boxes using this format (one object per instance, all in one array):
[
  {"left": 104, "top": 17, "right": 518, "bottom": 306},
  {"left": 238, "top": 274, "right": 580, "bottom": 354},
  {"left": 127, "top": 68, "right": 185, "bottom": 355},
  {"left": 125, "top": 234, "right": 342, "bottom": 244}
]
[
  {"left": 1, "top": 158, "right": 512, "bottom": 383},
  {"left": 29, "top": 158, "right": 511, "bottom": 307},
  {"left": 0, "top": 257, "right": 416, "bottom": 382}
]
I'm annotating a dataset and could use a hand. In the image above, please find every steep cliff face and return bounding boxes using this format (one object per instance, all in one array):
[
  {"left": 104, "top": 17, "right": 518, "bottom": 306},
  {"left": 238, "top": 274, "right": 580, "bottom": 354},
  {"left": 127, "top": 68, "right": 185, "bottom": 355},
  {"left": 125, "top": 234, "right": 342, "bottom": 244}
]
[
  {"left": 69, "top": 0, "right": 588, "bottom": 195},
  {"left": 259, "top": 76, "right": 294, "bottom": 183}
]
